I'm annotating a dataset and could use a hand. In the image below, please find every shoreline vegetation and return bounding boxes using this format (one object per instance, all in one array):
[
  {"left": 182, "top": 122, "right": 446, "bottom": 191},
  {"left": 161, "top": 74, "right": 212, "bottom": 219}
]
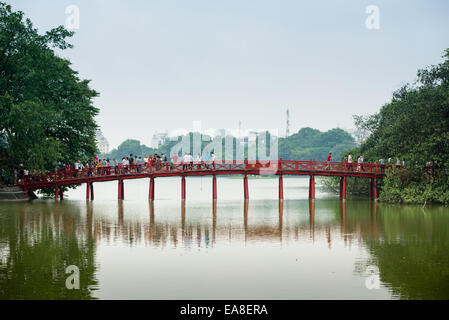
[{"left": 322, "top": 49, "right": 449, "bottom": 206}]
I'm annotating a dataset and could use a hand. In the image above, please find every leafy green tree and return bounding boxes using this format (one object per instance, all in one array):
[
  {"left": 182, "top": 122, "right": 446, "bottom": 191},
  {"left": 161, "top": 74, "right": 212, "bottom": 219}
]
[
  {"left": 0, "top": 3, "right": 99, "bottom": 185},
  {"left": 102, "top": 139, "right": 155, "bottom": 160},
  {"left": 343, "top": 48, "right": 449, "bottom": 204}
]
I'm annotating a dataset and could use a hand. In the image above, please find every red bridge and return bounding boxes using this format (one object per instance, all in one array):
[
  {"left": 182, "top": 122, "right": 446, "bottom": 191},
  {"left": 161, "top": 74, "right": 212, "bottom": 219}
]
[{"left": 18, "top": 159, "right": 388, "bottom": 201}]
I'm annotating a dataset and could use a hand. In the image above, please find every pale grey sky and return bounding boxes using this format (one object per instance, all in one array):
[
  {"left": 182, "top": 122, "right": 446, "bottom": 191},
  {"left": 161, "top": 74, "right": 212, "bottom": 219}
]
[{"left": 11, "top": 0, "right": 449, "bottom": 149}]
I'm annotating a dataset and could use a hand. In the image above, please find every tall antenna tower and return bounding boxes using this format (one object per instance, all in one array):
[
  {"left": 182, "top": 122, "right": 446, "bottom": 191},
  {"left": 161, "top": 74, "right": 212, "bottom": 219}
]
[
  {"left": 286, "top": 109, "right": 290, "bottom": 137},
  {"left": 238, "top": 120, "right": 242, "bottom": 138}
]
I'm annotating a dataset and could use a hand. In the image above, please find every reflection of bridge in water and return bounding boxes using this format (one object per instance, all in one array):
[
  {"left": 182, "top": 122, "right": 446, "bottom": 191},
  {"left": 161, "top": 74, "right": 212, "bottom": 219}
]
[{"left": 80, "top": 200, "right": 380, "bottom": 248}]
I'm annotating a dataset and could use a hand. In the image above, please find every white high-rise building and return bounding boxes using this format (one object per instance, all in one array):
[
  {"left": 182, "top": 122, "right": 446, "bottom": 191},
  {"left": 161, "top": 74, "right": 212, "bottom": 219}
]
[{"left": 151, "top": 132, "right": 168, "bottom": 149}]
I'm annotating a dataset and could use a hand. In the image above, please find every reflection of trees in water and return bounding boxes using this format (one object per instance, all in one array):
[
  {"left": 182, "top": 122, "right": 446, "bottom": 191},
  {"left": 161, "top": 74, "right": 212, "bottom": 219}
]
[
  {"left": 359, "top": 204, "right": 449, "bottom": 300},
  {"left": 0, "top": 202, "right": 98, "bottom": 299},
  {"left": 2, "top": 200, "right": 447, "bottom": 299}
]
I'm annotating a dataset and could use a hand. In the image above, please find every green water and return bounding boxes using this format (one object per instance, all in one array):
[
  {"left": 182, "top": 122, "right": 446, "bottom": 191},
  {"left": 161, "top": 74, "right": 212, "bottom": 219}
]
[{"left": 0, "top": 177, "right": 448, "bottom": 299}]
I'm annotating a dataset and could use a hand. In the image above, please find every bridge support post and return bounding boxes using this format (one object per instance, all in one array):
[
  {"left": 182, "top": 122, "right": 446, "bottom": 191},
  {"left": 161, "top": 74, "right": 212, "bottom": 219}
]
[
  {"left": 86, "top": 182, "right": 90, "bottom": 201},
  {"left": 369, "top": 178, "right": 373, "bottom": 199},
  {"left": 149, "top": 177, "right": 154, "bottom": 201},
  {"left": 55, "top": 185, "right": 59, "bottom": 201},
  {"left": 181, "top": 176, "right": 186, "bottom": 200},
  {"left": 309, "top": 175, "right": 315, "bottom": 200},
  {"left": 279, "top": 174, "right": 284, "bottom": 200},
  {"left": 118, "top": 180, "right": 124, "bottom": 200},
  {"left": 243, "top": 174, "right": 249, "bottom": 200},
  {"left": 90, "top": 182, "right": 94, "bottom": 200},
  {"left": 212, "top": 175, "right": 217, "bottom": 200},
  {"left": 373, "top": 178, "right": 378, "bottom": 201},
  {"left": 342, "top": 176, "right": 347, "bottom": 200},
  {"left": 59, "top": 186, "right": 63, "bottom": 201},
  {"left": 339, "top": 177, "right": 343, "bottom": 199}
]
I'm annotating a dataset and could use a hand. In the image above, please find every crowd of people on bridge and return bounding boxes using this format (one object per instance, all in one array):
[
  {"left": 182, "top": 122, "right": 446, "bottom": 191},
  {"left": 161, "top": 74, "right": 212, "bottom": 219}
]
[
  {"left": 15, "top": 151, "right": 425, "bottom": 185},
  {"left": 17, "top": 152, "right": 219, "bottom": 183}
]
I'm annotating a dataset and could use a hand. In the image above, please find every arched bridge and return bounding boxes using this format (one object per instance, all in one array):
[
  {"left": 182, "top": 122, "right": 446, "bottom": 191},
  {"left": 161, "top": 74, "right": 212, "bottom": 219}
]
[{"left": 18, "top": 159, "right": 389, "bottom": 201}]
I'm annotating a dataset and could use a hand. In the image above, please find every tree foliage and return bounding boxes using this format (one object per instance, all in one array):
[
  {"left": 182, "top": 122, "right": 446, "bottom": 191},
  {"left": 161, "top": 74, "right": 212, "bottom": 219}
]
[
  {"left": 344, "top": 48, "right": 449, "bottom": 204},
  {"left": 0, "top": 3, "right": 99, "bottom": 184}
]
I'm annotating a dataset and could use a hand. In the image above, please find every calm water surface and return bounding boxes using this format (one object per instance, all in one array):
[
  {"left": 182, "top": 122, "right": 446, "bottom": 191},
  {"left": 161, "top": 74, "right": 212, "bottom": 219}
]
[{"left": 0, "top": 176, "right": 448, "bottom": 299}]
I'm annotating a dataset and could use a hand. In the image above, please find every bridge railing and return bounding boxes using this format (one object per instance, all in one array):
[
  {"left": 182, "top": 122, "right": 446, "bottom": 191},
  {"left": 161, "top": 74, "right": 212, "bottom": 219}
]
[{"left": 17, "top": 160, "right": 391, "bottom": 187}]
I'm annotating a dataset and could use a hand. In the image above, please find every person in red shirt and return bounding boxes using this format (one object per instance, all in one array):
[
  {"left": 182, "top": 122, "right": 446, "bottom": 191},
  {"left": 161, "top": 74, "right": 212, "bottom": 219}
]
[{"left": 326, "top": 152, "right": 332, "bottom": 170}]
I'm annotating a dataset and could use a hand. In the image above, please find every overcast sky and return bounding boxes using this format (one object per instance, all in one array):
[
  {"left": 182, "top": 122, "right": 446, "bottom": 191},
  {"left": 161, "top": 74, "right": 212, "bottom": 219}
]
[{"left": 11, "top": 0, "right": 449, "bottom": 149}]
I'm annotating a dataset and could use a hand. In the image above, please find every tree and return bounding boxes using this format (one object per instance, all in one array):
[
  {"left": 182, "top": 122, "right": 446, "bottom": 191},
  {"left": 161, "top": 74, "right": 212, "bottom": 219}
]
[
  {"left": 344, "top": 48, "right": 449, "bottom": 204},
  {"left": 0, "top": 2, "right": 99, "bottom": 184}
]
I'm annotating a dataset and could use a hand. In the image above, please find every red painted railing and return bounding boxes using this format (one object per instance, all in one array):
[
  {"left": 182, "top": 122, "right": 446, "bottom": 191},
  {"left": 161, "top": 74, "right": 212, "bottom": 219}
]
[{"left": 17, "top": 160, "right": 392, "bottom": 188}]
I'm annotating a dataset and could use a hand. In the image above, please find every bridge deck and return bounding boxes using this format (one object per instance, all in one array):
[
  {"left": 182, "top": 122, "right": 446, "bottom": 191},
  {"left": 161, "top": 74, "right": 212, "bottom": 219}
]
[{"left": 18, "top": 160, "right": 388, "bottom": 190}]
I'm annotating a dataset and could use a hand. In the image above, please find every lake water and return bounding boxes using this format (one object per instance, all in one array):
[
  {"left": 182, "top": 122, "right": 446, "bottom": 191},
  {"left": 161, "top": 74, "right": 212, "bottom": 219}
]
[{"left": 0, "top": 176, "right": 448, "bottom": 299}]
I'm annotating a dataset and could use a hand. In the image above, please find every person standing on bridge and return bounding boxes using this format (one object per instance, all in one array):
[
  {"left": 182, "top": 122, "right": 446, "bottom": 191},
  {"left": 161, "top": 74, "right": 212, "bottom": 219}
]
[
  {"left": 195, "top": 154, "right": 202, "bottom": 169},
  {"left": 326, "top": 152, "right": 332, "bottom": 170},
  {"left": 204, "top": 152, "right": 210, "bottom": 169},
  {"left": 74, "top": 160, "right": 80, "bottom": 177},
  {"left": 182, "top": 153, "right": 189, "bottom": 170},
  {"left": 357, "top": 155, "right": 364, "bottom": 172},
  {"left": 348, "top": 153, "right": 353, "bottom": 171},
  {"left": 188, "top": 153, "right": 194, "bottom": 169},
  {"left": 210, "top": 152, "right": 216, "bottom": 169},
  {"left": 379, "top": 157, "right": 385, "bottom": 174}
]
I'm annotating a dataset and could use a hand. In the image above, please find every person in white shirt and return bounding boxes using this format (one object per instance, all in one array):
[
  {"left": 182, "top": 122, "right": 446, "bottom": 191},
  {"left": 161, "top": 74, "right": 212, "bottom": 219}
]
[
  {"left": 357, "top": 155, "right": 364, "bottom": 172},
  {"left": 348, "top": 153, "right": 353, "bottom": 171},
  {"left": 194, "top": 154, "right": 202, "bottom": 169},
  {"left": 182, "top": 153, "right": 189, "bottom": 170},
  {"left": 188, "top": 153, "right": 194, "bottom": 169}
]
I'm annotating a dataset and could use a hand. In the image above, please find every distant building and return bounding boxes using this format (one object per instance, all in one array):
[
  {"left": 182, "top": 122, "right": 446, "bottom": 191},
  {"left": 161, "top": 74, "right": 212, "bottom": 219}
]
[
  {"left": 216, "top": 128, "right": 226, "bottom": 137},
  {"left": 345, "top": 128, "right": 368, "bottom": 145},
  {"left": 95, "top": 130, "right": 109, "bottom": 154},
  {"left": 151, "top": 132, "right": 168, "bottom": 149}
]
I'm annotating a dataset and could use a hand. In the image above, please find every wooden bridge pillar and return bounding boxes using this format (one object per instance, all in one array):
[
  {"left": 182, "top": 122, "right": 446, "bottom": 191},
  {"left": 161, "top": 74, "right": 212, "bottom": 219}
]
[
  {"left": 90, "top": 182, "right": 94, "bottom": 200},
  {"left": 86, "top": 182, "right": 90, "bottom": 201},
  {"left": 212, "top": 175, "right": 217, "bottom": 200},
  {"left": 342, "top": 176, "right": 347, "bottom": 200},
  {"left": 149, "top": 177, "right": 155, "bottom": 201},
  {"left": 181, "top": 176, "right": 186, "bottom": 200},
  {"left": 339, "top": 177, "right": 343, "bottom": 199},
  {"left": 278, "top": 174, "right": 284, "bottom": 200},
  {"left": 118, "top": 180, "right": 124, "bottom": 200},
  {"left": 59, "top": 186, "right": 63, "bottom": 201},
  {"left": 308, "top": 175, "right": 315, "bottom": 200},
  {"left": 369, "top": 178, "right": 373, "bottom": 199},
  {"left": 243, "top": 174, "right": 249, "bottom": 200},
  {"left": 55, "top": 185, "right": 59, "bottom": 200},
  {"left": 373, "top": 178, "right": 378, "bottom": 201}
]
